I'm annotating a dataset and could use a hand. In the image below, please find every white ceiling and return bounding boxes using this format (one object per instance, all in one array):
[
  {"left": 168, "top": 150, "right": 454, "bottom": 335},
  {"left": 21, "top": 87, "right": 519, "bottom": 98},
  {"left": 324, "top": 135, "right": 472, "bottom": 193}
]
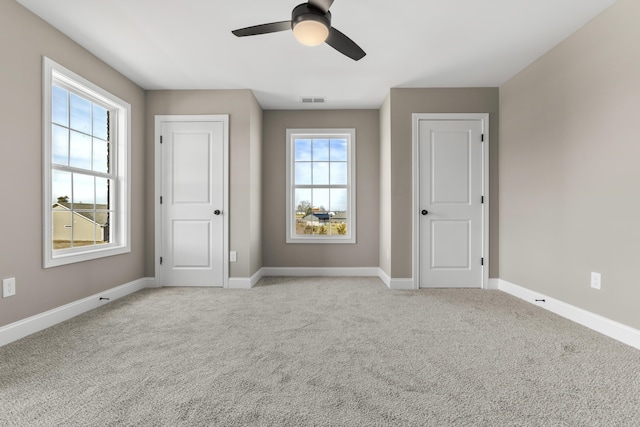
[{"left": 17, "top": 0, "right": 616, "bottom": 109}]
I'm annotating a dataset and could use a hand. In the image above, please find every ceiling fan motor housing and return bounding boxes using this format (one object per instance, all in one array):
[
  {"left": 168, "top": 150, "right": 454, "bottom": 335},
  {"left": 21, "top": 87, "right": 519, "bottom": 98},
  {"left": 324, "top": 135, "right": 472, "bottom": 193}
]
[{"left": 292, "top": 3, "right": 332, "bottom": 30}]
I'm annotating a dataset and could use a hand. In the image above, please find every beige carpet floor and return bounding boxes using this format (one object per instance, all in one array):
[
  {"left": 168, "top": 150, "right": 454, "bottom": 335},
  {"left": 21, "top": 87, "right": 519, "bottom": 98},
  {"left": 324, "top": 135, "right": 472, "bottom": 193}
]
[{"left": 1, "top": 276, "right": 639, "bottom": 426}]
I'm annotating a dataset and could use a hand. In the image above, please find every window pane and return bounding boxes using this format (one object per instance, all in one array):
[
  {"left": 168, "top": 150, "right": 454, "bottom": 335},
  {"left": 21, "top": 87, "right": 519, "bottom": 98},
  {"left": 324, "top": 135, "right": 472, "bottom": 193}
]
[
  {"left": 52, "top": 124, "right": 69, "bottom": 166},
  {"left": 330, "top": 139, "right": 348, "bottom": 161},
  {"left": 69, "top": 92, "right": 92, "bottom": 134},
  {"left": 312, "top": 162, "right": 329, "bottom": 185},
  {"left": 331, "top": 212, "right": 348, "bottom": 235},
  {"left": 73, "top": 214, "right": 96, "bottom": 247},
  {"left": 295, "top": 189, "right": 312, "bottom": 235},
  {"left": 330, "top": 188, "right": 347, "bottom": 212},
  {"left": 295, "top": 139, "right": 312, "bottom": 161},
  {"left": 52, "top": 170, "right": 71, "bottom": 205},
  {"left": 96, "top": 177, "right": 110, "bottom": 206},
  {"left": 73, "top": 173, "right": 94, "bottom": 205},
  {"left": 69, "top": 130, "right": 92, "bottom": 170},
  {"left": 93, "top": 105, "right": 108, "bottom": 140},
  {"left": 52, "top": 85, "right": 68, "bottom": 126},
  {"left": 330, "top": 162, "right": 347, "bottom": 185},
  {"left": 312, "top": 188, "right": 330, "bottom": 212},
  {"left": 295, "top": 188, "right": 312, "bottom": 214},
  {"left": 312, "top": 139, "right": 329, "bottom": 161},
  {"left": 52, "top": 210, "right": 72, "bottom": 249},
  {"left": 96, "top": 211, "right": 110, "bottom": 244},
  {"left": 93, "top": 138, "right": 109, "bottom": 173},
  {"left": 295, "top": 162, "right": 312, "bottom": 185}
]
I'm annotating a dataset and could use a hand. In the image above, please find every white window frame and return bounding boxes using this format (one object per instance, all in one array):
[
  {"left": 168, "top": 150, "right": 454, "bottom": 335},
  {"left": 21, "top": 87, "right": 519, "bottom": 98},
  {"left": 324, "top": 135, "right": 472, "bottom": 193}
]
[
  {"left": 43, "top": 57, "right": 131, "bottom": 267},
  {"left": 286, "top": 128, "right": 356, "bottom": 244}
]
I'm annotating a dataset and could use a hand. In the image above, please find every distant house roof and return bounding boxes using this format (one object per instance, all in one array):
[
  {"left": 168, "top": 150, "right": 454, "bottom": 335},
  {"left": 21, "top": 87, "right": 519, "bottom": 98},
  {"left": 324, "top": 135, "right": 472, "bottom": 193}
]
[
  {"left": 312, "top": 213, "right": 331, "bottom": 221},
  {"left": 53, "top": 202, "right": 109, "bottom": 226},
  {"left": 331, "top": 211, "right": 347, "bottom": 221}
]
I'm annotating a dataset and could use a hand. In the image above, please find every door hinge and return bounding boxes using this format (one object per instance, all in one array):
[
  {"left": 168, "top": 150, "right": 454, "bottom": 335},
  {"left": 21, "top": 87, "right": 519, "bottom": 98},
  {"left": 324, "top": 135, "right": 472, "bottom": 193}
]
[
  {"left": 481, "top": 196, "right": 484, "bottom": 204},
  {"left": 160, "top": 257, "right": 163, "bottom": 265},
  {"left": 481, "top": 258, "right": 484, "bottom": 266},
  {"left": 160, "top": 135, "right": 163, "bottom": 144},
  {"left": 481, "top": 134, "right": 485, "bottom": 142},
  {"left": 160, "top": 196, "right": 163, "bottom": 204}
]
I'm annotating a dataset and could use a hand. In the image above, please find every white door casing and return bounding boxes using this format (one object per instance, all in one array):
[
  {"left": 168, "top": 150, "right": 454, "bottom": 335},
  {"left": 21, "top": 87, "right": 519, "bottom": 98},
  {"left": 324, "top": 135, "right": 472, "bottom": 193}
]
[
  {"left": 154, "top": 116, "right": 229, "bottom": 287},
  {"left": 413, "top": 114, "right": 489, "bottom": 289}
]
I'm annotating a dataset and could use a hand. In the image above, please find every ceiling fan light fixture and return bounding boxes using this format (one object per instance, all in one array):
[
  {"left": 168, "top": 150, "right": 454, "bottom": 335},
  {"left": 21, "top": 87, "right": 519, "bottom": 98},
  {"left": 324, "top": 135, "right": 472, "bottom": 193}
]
[
  {"left": 291, "top": 3, "right": 332, "bottom": 47},
  {"left": 293, "top": 19, "right": 329, "bottom": 46}
]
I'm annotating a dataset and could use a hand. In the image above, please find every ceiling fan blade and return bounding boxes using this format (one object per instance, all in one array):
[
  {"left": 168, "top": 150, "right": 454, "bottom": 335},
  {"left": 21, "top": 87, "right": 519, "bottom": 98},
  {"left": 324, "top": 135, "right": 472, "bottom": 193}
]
[
  {"left": 325, "top": 27, "right": 366, "bottom": 61},
  {"left": 232, "top": 21, "right": 292, "bottom": 37},
  {"left": 308, "top": 0, "right": 334, "bottom": 13}
]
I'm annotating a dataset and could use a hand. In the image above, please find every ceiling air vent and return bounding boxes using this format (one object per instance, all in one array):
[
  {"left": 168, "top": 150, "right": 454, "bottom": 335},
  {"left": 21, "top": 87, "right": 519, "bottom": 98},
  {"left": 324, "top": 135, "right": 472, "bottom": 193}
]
[{"left": 301, "top": 97, "right": 326, "bottom": 104}]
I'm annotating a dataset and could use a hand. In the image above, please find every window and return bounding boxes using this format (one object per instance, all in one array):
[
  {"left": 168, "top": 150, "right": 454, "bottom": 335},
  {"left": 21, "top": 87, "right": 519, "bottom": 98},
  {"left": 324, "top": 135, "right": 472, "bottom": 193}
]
[
  {"left": 286, "top": 129, "right": 356, "bottom": 243},
  {"left": 43, "top": 57, "right": 131, "bottom": 267}
]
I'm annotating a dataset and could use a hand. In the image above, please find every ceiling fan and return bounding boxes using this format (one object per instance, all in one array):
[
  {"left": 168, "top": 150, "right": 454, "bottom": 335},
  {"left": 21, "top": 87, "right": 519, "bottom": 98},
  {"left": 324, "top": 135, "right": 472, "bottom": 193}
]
[{"left": 231, "top": 0, "right": 366, "bottom": 61}]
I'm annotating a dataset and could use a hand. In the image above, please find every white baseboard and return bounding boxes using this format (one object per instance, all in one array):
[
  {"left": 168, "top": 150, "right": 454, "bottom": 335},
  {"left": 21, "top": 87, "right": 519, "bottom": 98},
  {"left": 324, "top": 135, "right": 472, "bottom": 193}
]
[
  {"left": 236, "top": 267, "right": 416, "bottom": 290},
  {"left": 389, "top": 278, "right": 416, "bottom": 290},
  {"left": 261, "top": 267, "right": 381, "bottom": 277},
  {"left": 487, "top": 278, "right": 500, "bottom": 290},
  {"left": 378, "top": 269, "right": 391, "bottom": 288},
  {"left": 498, "top": 279, "right": 640, "bottom": 350},
  {"left": 0, "top": 277, "right": 154, "bottom": 348}
]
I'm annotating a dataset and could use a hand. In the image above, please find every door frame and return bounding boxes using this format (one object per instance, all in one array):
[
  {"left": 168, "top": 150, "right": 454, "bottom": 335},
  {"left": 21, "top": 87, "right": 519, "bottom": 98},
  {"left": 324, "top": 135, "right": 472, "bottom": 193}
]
[
  {"left": 412, "top": 113, "right": 490, "bottom": 289},
  {"left": 154, "top": 115, "right": 230, "bottom": 288}
]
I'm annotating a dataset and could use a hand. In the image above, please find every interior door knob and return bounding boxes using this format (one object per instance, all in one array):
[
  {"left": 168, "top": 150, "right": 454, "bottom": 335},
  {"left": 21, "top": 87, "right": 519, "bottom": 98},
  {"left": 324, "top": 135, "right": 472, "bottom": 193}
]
[
  {"left": 421, "top": 210, "right": 429, "bottom": 215},
  {"left": 214, "top": 210, "right": 221, "bottom": 215}
]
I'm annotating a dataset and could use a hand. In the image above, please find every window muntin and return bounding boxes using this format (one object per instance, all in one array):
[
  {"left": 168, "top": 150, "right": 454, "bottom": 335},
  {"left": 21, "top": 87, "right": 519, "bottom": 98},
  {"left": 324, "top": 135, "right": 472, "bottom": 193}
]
[
  {"left": 43, "top": 57, "right": 130, "bottom": 267},
  {"left": 286, "top": 129, "right": 355, "bottom": 243}
]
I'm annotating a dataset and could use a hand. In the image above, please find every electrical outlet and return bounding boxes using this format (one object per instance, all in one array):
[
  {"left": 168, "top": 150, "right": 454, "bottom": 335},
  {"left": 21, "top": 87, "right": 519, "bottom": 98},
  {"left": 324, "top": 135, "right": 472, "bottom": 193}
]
[
  {"left": 3, "top": 277, "right": 16, "bottom": 298},
  {"left": 591, "top": 272, "right": 601, "bottom": 290},
  {"left": 230, "top": 251, "right": 237, "bottom": 262}
]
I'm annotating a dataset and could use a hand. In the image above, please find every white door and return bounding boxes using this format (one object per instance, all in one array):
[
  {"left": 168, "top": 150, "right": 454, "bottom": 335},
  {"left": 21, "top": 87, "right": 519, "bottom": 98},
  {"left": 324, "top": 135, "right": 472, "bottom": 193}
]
[
  {"left": 159, "top": 119, "right": 227, "bottom": 287},
  {"left": 417, "top": 118, "right": 485, "bottom": 288}
]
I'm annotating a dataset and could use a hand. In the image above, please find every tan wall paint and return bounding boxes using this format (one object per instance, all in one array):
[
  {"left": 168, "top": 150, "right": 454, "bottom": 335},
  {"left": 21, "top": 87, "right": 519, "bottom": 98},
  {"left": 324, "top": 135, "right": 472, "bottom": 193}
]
[
  {"left": 145, "top": 90, "right": 262, "bottom": 279},
  {"left": 249, "top": 94, "right": 263, "bottom": 276},
  {"left": 262, "top": 110, "right": 380, "bottom": 268},
  {"left": 388, "top": 88, "right": 500, "bottom": 278},
  {"left": 379, "top": 95, "right": 392, "bottom": 276},
  {"left": 0, "top": 1, "right": 146, "bottom": 327},
  {"left": 499, "top": 0, "right": 640, "bottom": 329}
]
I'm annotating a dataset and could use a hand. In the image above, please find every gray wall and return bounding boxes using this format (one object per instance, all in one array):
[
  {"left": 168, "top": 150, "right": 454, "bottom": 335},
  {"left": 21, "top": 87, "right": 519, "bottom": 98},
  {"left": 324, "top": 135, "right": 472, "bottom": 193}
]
[
  {"left": 385, "top": 88, "right": 500, "bottom": 279},
  {"left": 0, "top": 1, "right": 146, "bottom": 327},
  {"left": 262, "top": 110, "right": 380, "bottom": 268},
  {"left": 499, "top": 0, "right": 640, "bottom": 329},
  {"left": 379, "top": 95, "right": 392, "bottom": 275},
  {"left": 145, "top": 90, "right": 263, "bottom": 279},
  {"left": 249, "top": 96, "right": 263, "bottom": 276}
]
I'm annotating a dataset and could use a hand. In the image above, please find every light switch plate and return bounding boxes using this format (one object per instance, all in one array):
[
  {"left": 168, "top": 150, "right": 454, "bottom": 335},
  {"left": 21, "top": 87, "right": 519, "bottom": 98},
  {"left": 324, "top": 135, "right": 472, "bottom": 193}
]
[{"left": 3, "top": 277, "right": 16, "bottom": 298}]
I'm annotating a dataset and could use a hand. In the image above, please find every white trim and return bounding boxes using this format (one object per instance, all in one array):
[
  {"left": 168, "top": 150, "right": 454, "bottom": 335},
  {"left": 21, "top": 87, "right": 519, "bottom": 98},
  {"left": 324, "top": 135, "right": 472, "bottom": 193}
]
[
  {"left": 412, "top": 113, "right": 490, "bottom": 289},
  {"left": 227, "top": 278, "right": 252, "bottom": 289},
  {"left": 285, "top": 128, "right": 356, "bottom": 244},
  {"left": 228, "top": 269, "right": 264, "bottom": 289},
  {"left": 231, "top": 268, "right": 414, "bottom": 290},
  {"left": 378, "top": 269, "right": 391, "bottom": 288},
  {"left": 388, "top": 278, "right": 415, "bottom": 290},
  {"left": 0, "top": 278, "right": 153, "bottom": 348},
  {"left": 261, "top": 267, "right": 380, "bottom": 277},
  {"left": 43, "top": 57, "right": 132, "bottom": 268},
  {"left": 498, "top": 279, "right": 640, "bottom": 350},
  {"left": 487, "top": 278, "right": 500, "bottom": 290},
  {"left": 154, "top": 115, "right": 230, "bottom": 288}
]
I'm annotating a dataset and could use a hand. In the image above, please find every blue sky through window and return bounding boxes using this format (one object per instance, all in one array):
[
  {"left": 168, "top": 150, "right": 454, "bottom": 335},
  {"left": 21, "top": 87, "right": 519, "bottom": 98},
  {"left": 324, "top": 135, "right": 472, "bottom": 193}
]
[
  {"left": 51, "top": 86, "right": 111, "bottom": 209},
  {"left": 293, "top": 137, "right": 348, "bottom": 212}
]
